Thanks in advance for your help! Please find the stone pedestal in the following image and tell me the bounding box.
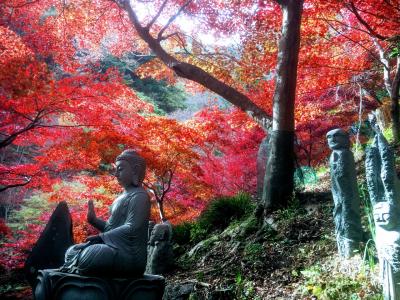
[34,269,165,300]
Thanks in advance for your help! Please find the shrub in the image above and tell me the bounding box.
[196,192,254,233]
[172,193,255,245]
[172,222,193,245]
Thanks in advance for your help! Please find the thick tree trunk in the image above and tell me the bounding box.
[390,58,400,143]
[391,96,400,144]
[262,130,295,209]
[262,0,303,212]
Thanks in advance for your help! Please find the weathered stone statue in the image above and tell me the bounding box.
[61,149,151,277]
[146,220,174,275]
[366,116,400,300]
[34,150,165,300]
[327,128,362,258]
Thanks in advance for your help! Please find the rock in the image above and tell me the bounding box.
[209,288,234,300]
[163,282,195,300]
[24,201,73,286]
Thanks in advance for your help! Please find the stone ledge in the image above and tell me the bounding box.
[34,269,165,300]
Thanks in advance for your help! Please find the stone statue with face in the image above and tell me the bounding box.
[366,118,400,300]
[61,149,151,277]
[146,221,174,275]
[326,128,362,258]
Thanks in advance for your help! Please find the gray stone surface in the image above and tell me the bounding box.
[34,269,165,300]
[24,201,73,286]
[373,202,400,300]
[366,119,400,300]
[146,221,174,275]
[163,282,195,300]
[61,150,151,277]
[327,128,362,258]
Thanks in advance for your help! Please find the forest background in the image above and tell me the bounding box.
[0,0,399,290]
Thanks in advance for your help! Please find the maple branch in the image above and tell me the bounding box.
[348,3,400,25]
[157,0,192,41]
[119,0,271,127]
[373,38,392,95]
[317,16,377,38]
[159,32,180,42]
[146,0,169,29]
[324,20,383,65]
[162,169,174,197]
[346,1,388,40]
[0,110,43,149]
[0,178,31,193]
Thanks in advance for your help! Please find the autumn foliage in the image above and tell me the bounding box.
[1,0,399,273]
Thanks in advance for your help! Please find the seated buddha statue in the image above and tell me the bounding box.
[60,149,150,277]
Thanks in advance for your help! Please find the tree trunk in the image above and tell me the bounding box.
[157,200,166,222]
[390,57,400,144]
[262,0,303,212]
[391,96,400,144]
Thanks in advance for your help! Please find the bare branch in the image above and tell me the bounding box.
[324,19,383,65]
[373,38,392,95]
[121,0,271,126]
[157,0,192,41]
[159,31,179,42]
[146,0,169,29]
[0,179,31,192]
[346,1,388,40]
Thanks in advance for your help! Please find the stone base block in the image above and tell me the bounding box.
[34,269,165,300]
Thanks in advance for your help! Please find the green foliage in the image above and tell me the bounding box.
[358,183,378,271]
[172,221,193,245]
[234,272,261,300]
[382,126,394,143]
[295,166,318,188]
[197,192,254,232]
[375,89,389,101]
[316,165,329,177]
[243,242,263,261]
[182,193,255,244]
[130,78,187,115]
[190,222,209,243]
[9,193,52,230]
[276,195,303,221]
[389,42,400,58]
[300,264,382,300]
[99,53,187,115]
[237,215,259,237]
[358,183,375,242]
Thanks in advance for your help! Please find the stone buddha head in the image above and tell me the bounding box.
[115,149,146,188]
[326,128,350,150]
[374,202,399,231]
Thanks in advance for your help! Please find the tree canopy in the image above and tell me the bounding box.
[1,0,400,272]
